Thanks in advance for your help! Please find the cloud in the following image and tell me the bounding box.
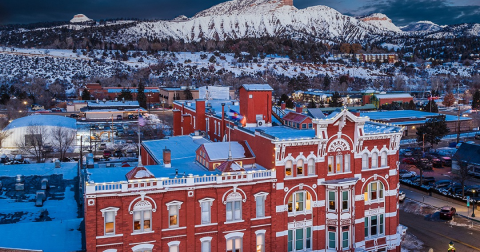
[355,0,480,26]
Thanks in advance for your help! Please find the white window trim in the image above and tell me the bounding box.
[341,190,349,212]
[225,200,243,222]
[225,232,245,240]
[288,191,312,216]
[100,207,119,236]
[254,192,269,218]
[327,191,337,212]
[364,214,385,239]
[200,237,213,252]
[342,230,350,249]
[103,249,117,252]
[371,152,379,168]
[285,160,293,178]
[167,241,180,252]
[256,230,266,252]
[380,151,388,167]
[307,158,315,175]
[166,200,183,228]
[199,198,215,224]
[362,153,369,170]
[131,243,154,252]
[364,181,385,203]
[327,229,337,250]
[289,227,312,252]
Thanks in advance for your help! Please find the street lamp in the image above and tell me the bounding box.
[472,190,476,217]
[448,241,455,252]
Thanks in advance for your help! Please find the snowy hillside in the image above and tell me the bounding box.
[400,21,443,32]
[358,13,401,33]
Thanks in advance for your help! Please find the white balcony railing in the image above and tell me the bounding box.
[86,170,276,194]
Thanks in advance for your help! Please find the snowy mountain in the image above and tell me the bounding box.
[111,0,397,44]
[358,13,402,33]
[400,21,443,32]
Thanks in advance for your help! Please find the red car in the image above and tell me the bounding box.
[439,206,456,220]
[402,158,416,165]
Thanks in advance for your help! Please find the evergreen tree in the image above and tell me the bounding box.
[118,88,133,100]
[184,88,193,100]
[423,100,438,112]
[472,90,480,109]
[328,92,343,108]
[371,95,379,109]
[81,89,91,100]
[323,74,331,90]
[137,82,147,109]
[416,115,450,149]
[408,100,416,110]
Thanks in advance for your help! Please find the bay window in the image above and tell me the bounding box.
[327,227,336,249]
[342,231,349,249]
[341,191,349,211]
[328,191,336,211]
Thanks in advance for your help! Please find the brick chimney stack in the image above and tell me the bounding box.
[163,148,171,168]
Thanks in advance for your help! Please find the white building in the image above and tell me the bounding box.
[2,115,77,148]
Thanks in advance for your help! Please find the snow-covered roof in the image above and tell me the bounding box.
[307,108,327,119]
[107,88,159,93]
[360,110,471,124]
[4,115,77,131]
[0,162,78,180]
[363,121,402,134]
[202,142,248,160]
[375,93,412,99]
[241,84,273,91]
[245,126,316,141]
[87,100,139,107]
[175,99,238,118]
[283,112,310,123]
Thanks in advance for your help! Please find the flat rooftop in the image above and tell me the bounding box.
[88,135,266,182]
[175,99,238,118]
[361,110,471,125]
[0,162,82,252]
[87,100,140,107]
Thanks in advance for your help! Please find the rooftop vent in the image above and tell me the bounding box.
[41,178,49,190]
[35,190,46,207]
[15,174,24,191]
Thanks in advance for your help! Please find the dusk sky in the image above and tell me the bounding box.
[1,0,480,26]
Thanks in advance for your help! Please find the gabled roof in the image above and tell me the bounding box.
[307,108,326,119]
[454,143,480,165]
[241,84,273,91]
[216,160,245,172]
[283,112,310,123]
[125,166,156,180]
[201,141,254,161]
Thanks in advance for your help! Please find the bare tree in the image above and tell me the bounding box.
[51,126,76,161]
[16,124,49,163]
[455,161,471,197]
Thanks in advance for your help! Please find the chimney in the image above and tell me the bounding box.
[281,102,286,110]
[296,104,303,113]
[163,148,171,168]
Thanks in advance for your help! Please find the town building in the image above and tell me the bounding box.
[360,110,472,137]
[81,83,161,104]
[84,84,406,251]
[362,94,413,108]
[81,100,146,120]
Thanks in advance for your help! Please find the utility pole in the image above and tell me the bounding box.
[457,82,460,143]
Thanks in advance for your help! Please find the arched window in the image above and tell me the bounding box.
[362,153,369,169]
[132,201,152,233]
[287,191,312,214]
[380,151,387,167]
[285,160,293,177]
[364,181,384,202]
[297,159,304,176]
[371,152,378,168]
[307,158,315,175]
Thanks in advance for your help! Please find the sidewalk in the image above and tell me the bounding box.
[401,185,480,222]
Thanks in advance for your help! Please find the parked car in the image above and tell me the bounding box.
[98,124,105,130]
[420,158,433,169]
[98,143,107,150]
[123,125,129,130]
[127,130,135,136]
[117,115,123,120]
[431,158,443,168]
[114,150,123,157]
[404,151,413,157]
[475,133,480,140]
[90,124,97,130]
[447,183,464,195]
[411,176,435,185]
[439,206,456,220]
[441,157,452,166]
[103,150,112,159]
[70,113,79,118]
[402,158,416,165]
[399,169,416,179]
[435,180,452,189]
[399,191,406,202]
[111,125,117,130]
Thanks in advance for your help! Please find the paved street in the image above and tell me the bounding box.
[401,185,480,251]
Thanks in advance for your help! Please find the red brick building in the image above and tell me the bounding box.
[84,84,405,252]
[362,93,413,107]
[81,83,161,104]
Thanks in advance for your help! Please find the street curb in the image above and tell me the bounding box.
[405,197,480,224]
